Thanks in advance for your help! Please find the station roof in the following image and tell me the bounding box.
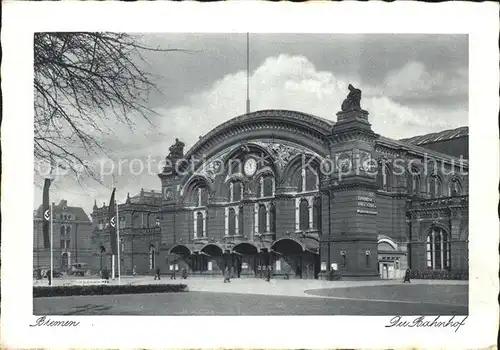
[399,126,468,145]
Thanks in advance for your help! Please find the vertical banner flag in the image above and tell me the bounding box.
[108,188,118,254]
[42,178,51,248]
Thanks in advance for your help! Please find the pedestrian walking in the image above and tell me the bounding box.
[266,266,272,282]
[170,269,176,280]
[223,267,231,283]
[181,268,187,280]
[154,267,161,280]
[132,265,136,277]
[46,269,52,286]
[102,267,109,280]
[403,268,411,283]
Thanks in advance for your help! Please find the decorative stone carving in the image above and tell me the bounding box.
[197,159,223,183]
[357,150,376,172]
[335,151,353,172]
[267,143,299,171]
[167,138,185,159]
[341,84,363,112]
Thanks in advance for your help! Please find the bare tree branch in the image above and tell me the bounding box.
[34,32,188,184]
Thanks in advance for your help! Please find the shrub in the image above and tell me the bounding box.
[409,269,468,280]
[33,283,188,298]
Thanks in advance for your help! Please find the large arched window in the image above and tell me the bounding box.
[196,212,204,237]
[299,198,310,231]
[305,168,318,192]
[377,163,391,191]
[407,168,421,195]
[238,206,244,235]
[428,174,443,198]
[149,245,156,270]
[426,227,450,270]
[258,204,267,233]
[233,181,242,202]
[313,196,321,230]
[263,176,274,197]
[449,178,462,196]
[197,187,209,207]
[60,225,65,236]
[228,208,236,235]
[269,203,276,233]
[61,253,68,269]
[257,175,275,198]
[297,167,318,193]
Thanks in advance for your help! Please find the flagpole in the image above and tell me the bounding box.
[246,32,250,114]
[50,201,53,285]
[111,175,115,280]
[116,198,121,284]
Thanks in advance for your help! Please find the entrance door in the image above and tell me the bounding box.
[61,253,68,269]
[314,254,320,279]
[380,263,388,279]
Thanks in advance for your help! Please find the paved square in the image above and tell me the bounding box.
[33,277,468,315]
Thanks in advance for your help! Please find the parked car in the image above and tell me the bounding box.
[68,263,90,277]
[34,267,63,278]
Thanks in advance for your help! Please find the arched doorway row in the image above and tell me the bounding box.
[270,237,320,279]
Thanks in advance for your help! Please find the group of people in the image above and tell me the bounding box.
[224,266,273,283]
[152,267,188,280]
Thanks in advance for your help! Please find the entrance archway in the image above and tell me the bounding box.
[233,242,259,277]
[271,237,319,279]
[61,252,68,269]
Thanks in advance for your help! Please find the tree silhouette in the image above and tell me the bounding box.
[34,32,188,182]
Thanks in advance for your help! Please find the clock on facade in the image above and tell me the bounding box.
[243,157,258,177]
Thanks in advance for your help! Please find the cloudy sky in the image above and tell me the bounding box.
[34,33,468,215]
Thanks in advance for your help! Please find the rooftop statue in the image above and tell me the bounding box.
[168,138,185,159]
[341,84,362,112]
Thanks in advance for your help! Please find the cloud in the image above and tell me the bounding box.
[381,61,468,99]
[35,54,468,214]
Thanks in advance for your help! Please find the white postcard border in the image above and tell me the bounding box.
[1,1,499,349]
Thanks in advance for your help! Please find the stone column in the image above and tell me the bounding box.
[308,196,313,229]
[193,211,197,238]
[224,207,229,236]
[235,207,239,234]
[254,203,259,234]
[295,197,300,231]
[266,203,270,232]
[274,186,296,239]
[440,231,444,269]
[431,229,436,270]
[202,211,207,237]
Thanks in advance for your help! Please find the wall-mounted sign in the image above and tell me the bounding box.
[321,262,327,271]
[275,260,281,271]
[357,209,378,215]
[331,263,338,270]
[174,264,179,271]
[357,193,377,215]
[242,262,248,269]
[208,261,213,271]
[169,265,174,271]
